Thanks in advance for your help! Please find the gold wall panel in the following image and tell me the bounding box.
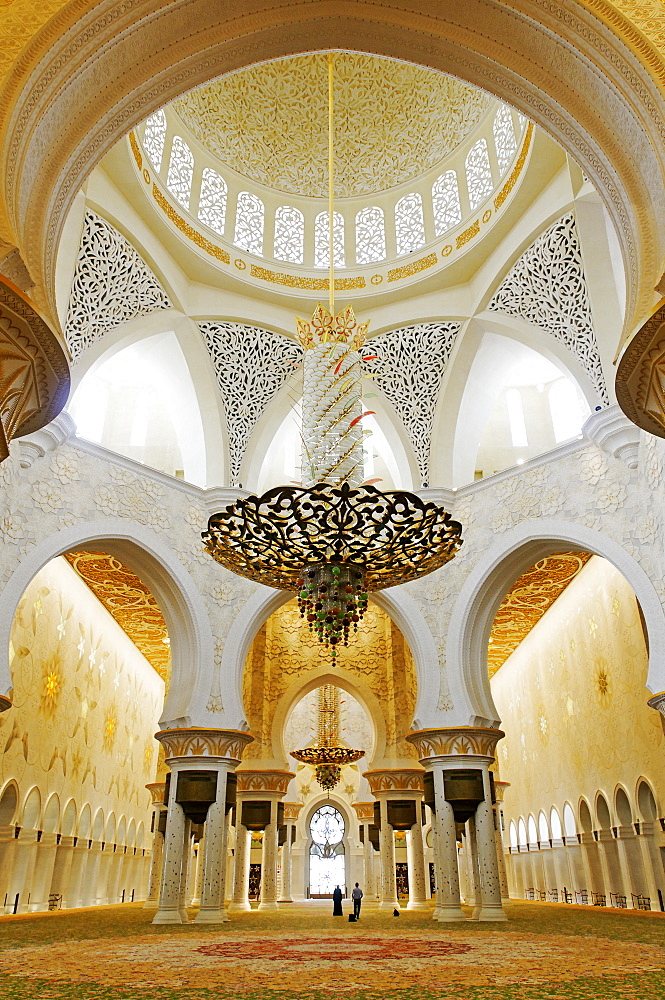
[488,552,592,677]
[64,551,170,681]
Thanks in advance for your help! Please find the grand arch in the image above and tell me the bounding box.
[1,0,664,342]
[445,517,665,728]
[219,584,442,733]
[0,517,215,727]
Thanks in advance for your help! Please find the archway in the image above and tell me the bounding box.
[446,518,665,727]
[3,2,663,345]
[0,518,215,727]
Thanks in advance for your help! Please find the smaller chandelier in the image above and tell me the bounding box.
[291,685,364,791]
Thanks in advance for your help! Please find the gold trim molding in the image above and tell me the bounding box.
[236,770,294,794]
[145,782,166,805]
[362,769,425,794]
[155,728,254,761]
[407,727,505,760]
[250,265,365,290]
[352,801,376,823]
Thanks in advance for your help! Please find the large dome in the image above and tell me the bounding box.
[172,53,492,198]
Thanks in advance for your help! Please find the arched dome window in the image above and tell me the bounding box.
[315,211,345,267]
[197,168,227,235]
[274,205,305,264]
[166,136,194,210]
[432,170,461,236]
[466,138,493,211]
[395,193,426,256]
[355,206,386,264]
[234,192,264,255]
[493,105,517,172]
[143,110,167,171]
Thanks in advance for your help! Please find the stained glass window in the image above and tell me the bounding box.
[197,168,227,235]
[493,106,518,173]
[355,206,386,264]
[234,192,264,255]
[315,211,345,268]
[142,110,166,171]
[395,193,426,256]
[465,139,493,211]
[166,136,194,211]
[274,205,305,264]
[432,171,462,237]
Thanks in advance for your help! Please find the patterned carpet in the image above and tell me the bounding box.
[1,901,665,999]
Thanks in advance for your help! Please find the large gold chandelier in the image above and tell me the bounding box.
[203,55,463,658]
[290,685,364,791]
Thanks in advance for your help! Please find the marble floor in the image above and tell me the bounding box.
[1,899,665,999]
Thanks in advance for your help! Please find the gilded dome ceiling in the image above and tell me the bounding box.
[171,53,492,199]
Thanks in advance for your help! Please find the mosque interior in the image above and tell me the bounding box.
[2,4,665,998]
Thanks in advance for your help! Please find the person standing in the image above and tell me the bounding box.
[332,885,343,916]
[351,882,363,920]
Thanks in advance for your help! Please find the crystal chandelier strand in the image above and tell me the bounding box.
[301,341,364,486]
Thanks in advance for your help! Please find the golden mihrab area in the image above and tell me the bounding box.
[242,598,418,761]
[488,552,593,677]
[64,551,170,681]
[171,53,492,198]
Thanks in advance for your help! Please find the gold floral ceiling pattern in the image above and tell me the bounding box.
[488,552,593,677]
[64,551,170,681]
[171,53,491,198]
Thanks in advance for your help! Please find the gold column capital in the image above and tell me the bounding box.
[154,727,253,763]
[407,726,504,763]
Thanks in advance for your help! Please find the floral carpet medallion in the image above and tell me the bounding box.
[3,928,665,999]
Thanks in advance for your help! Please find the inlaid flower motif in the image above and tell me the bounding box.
[594,481,627,514]
[39,655,63,716]
[577,448,608,486]
[32,480,64,513]
[50,451,80,484]
[0,511,24,542]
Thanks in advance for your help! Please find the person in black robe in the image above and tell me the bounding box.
[332,885,343,916]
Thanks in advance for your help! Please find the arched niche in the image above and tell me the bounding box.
[272,668,385,771]
[433,317,600,487]
[0,518,216,729]
[5,2,664,341]
[221,582,443,733]
[445,518,665,727]
[66,310,228,488]
[0,782,19,826]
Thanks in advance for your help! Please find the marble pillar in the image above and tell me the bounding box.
[432,768,466,921]
[259,799,280,910]
[377,798,398,909]
[196,763,234,923]
[406,811,428,909]
[229,820,251,911]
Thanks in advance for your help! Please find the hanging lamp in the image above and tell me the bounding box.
[290,684,364,792]
[203,54,463,661]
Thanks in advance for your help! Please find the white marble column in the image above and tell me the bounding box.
[475,769,507,921]
[431,767,466,921]
[178,818,192,921]
[191,835,204,906]
[259,799,280,910]
[80,839,104,907]
[279,824,293,903]
[30,833,59,910]
[406,808,428,909]
[49,836,76,908]
[363,834,376,897]
[466,817,483,919]
[196,764,233,923]
[377,798,399,909]
[64,840,90,908]
[144,809,165,909]
[5,829,39,912]
[153,767,188,924]
[229,818,251,911]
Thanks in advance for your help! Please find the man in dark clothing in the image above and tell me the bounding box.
[351,882,363,920]
[332,885,343,915]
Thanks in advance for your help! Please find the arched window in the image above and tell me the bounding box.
[142,110,166,171]
[274,205,305,264]
[517,817,527,847]
[563,803,577,838]
[166,136,194,210]
[538,812,550,843]
[506,388,528,447]
[465,138,493,211]
[549,378,589,443]
[234,192,264,255]
[395,193,426,256]
[315,211,345,268]
[197,168,227,235]
[355,206,386,264]
[309,804,345,895]
[527,816,538,845]
[432,171,462,237]
[550,808,563,839]
[493,105,518,173]
[509,821,518,850]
